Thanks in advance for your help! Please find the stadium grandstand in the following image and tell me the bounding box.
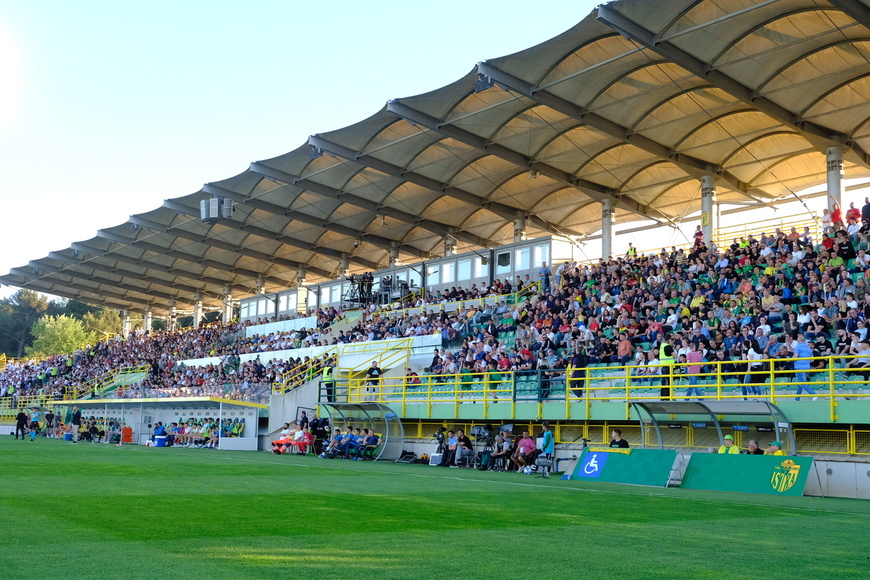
[6,0,870,469]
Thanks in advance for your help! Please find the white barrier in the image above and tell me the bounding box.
[244,316,318,338]
[178,334,442,370]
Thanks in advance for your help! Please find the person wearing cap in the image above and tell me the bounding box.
[765,441,785,456]
[718,434,740,454]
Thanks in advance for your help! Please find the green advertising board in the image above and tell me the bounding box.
[681,453,814,497]
[570,448,678,487]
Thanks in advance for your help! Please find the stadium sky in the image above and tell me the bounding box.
[0,0,596,300]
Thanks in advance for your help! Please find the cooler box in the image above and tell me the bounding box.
[154,436,167,447]
[429,453,443,466]
[63,433,72,441]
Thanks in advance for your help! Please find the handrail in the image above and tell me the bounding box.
[339,338,414,375]
[72,364,150,400]
[338,354,870,422]
[272,352,338,395]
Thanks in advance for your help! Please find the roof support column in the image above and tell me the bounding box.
[339,254,350,279]
[167,299,177,331]
[296,269,309,315]
[222,285,233,324]
[601,198,614,260]
[514,216,527,243]
[121,310,131,339]
[827,146,845,212]
[701,175,718,248]
[143,305,153,334]
[389,242,399,267]
[193,290,203,328]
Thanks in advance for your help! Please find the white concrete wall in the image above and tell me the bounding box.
[245,316,318,338]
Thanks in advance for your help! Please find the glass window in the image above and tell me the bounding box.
[241,302,252,318]
[534,244,549,266]
[258,299,269,316]
[496,252,511,275]
[331,285,342,302]
[286,293,297,312]
[475,257,488,278]
[515,247,529,270]
[320,287,330,303]
[428,265,440,286]
[409,269,422,289]
[442,262,455,284]
[458,259,471,280]
[278,294,289,311]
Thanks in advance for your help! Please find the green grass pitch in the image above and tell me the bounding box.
[1,437,868,579]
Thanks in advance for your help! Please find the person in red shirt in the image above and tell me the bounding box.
[846,202,861,223]
[831,203,843,228]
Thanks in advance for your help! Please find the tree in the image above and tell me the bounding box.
[0,289,51,357]
[82,309,123,338]
[26,315,97,357]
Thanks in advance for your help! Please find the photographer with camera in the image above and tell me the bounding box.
[489,430,513,471]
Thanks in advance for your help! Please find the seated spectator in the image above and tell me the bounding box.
[510,431,537,472]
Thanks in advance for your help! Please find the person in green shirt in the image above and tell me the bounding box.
[718,434,740,454]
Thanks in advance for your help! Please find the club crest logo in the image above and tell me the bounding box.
[771,459,801,493]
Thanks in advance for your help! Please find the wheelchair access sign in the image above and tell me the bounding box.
[570,448,678,487]
[577,450,609,478]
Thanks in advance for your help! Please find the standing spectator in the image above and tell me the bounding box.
[821,208,832,233]
[685,343,704,400]
[693,225,704,247]
[862,197,870,222]
[538,262,552,293]
[792,334,818,401]
[70,406,82,444]
[15,409,28,440]
[537,421,554,478]
[44,410,55,438]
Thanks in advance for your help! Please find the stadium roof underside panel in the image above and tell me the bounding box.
[5,0,870,314]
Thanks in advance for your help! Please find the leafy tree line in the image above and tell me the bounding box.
[0,289,125,358]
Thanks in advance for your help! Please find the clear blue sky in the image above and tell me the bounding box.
[0,0,598,298]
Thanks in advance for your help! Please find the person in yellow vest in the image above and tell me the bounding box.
[321,360,335,403]
[764,441,785,456]
[625,243,637,259]
[718,434,740,454]
[659,341,675,400]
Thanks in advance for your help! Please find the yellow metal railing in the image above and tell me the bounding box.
[340,355,870,423]
[70,364,150,400]
[272,352,338,395]
[394,418,865,456]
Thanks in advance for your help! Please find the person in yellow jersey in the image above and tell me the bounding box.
[764,441,786,456]
[718,434,740,454]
